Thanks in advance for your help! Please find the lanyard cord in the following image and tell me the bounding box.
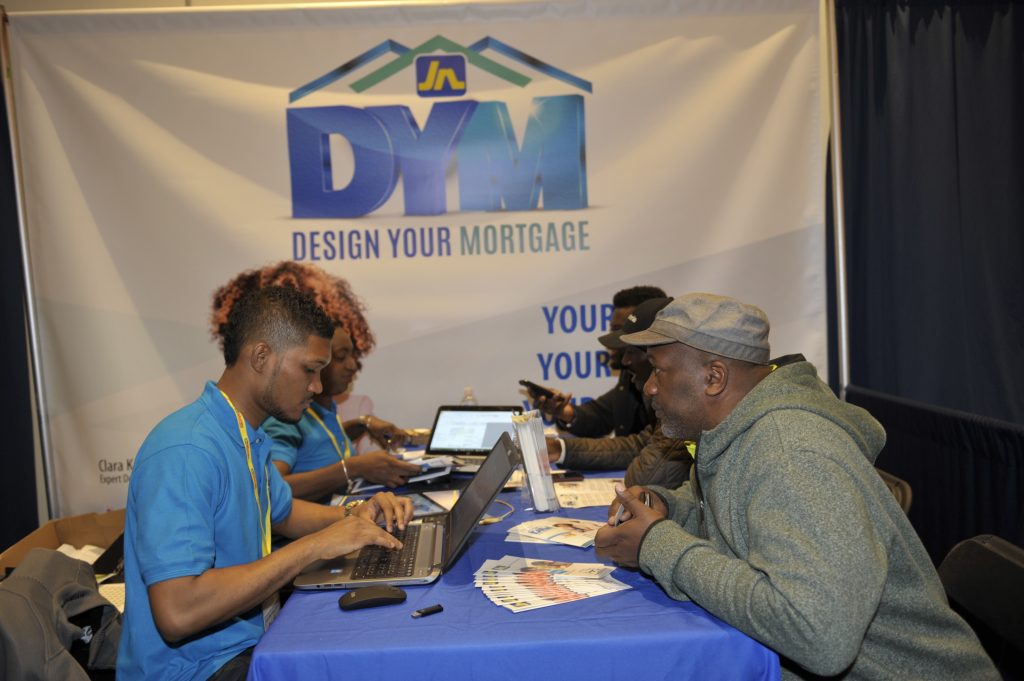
[219,390,272,558]
[305,407,352,461]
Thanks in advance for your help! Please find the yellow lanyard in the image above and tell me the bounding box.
[219,390,272,558]
[305,407,352,461]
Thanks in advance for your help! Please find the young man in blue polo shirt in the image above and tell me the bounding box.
[117,286,413,681]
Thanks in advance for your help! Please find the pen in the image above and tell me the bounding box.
[411,604,443,618]
[612,490,653,526]
[611,503,626,527]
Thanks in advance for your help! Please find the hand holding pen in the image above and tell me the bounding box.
[595,484,667,568]
[608,483,665,526]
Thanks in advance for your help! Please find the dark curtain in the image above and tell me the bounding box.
[848,385,1024,564]
[836,9,1023,669]
[0,75,39,553]
[836,0,1024,581]
[836,0,1024,424]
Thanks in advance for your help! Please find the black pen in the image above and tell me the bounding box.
[411,604,443,618]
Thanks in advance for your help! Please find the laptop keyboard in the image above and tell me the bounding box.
[352,524,422,579]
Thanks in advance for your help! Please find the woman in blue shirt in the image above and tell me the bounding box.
[263,326,421,500]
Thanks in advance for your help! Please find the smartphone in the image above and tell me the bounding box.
[519,379,555,400]
[403,492,447,518]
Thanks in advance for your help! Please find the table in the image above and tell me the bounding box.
[250,482,781,681]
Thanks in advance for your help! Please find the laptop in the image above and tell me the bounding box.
[422,404,523,462]
[293,431,522,590]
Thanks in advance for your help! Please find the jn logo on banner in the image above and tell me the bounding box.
[416,55,466,97]
[287,36,593,218]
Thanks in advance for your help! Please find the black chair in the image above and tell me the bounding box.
[939,535,1024,678]
[876,468,912,514]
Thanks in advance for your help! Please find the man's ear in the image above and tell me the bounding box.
[249,341,273,374]
[705,359,728,397]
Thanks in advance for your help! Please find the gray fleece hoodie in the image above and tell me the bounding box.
[639,360,997,680]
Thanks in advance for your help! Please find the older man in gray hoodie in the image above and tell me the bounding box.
[595,292,997,681]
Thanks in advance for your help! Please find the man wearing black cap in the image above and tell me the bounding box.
[531,285,665,437]
[595,292,997,681]
[546,297,693,489]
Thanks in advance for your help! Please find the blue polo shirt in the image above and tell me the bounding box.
[264,400,351,474]
[117,381,293,681]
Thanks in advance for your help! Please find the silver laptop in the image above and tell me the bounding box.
[293,432,522,590]
[422,404,523,462]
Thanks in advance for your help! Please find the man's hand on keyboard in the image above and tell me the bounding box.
[313,515,403,561]
[352,491,414,532]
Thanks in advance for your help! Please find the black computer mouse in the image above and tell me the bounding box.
[338,585,408,611]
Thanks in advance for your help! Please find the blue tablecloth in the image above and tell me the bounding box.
[250,484,780,681]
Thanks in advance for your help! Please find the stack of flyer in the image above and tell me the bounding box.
[474,556,630,613]
[505,517,606,548]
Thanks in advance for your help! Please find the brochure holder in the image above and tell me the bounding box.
[511,410,560,513]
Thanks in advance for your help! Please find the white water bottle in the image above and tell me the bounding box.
[460,386,478,406]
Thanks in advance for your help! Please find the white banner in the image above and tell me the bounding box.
[8,0,824,516]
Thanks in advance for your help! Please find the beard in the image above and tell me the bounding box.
[652,394,702,441]
[264,399,302,424]
[659,413,689,439]
[258,362,304,424]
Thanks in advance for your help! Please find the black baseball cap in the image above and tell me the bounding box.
[597,297,672,349]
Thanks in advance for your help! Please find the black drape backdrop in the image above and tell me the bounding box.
[836,0,1024,563]
[837,0,1024,423]
[0,74,38,553]
[848,385,1024,563]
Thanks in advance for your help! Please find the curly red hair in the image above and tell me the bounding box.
[211,262,375,358]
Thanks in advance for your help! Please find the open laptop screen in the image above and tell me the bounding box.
[426,405,522,456]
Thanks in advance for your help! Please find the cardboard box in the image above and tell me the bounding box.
[0,508,125,573]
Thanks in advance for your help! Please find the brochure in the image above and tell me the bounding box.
[505,517,605,548]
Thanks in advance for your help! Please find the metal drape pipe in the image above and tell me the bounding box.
[1,10,58,518]
[826,0,851,400]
